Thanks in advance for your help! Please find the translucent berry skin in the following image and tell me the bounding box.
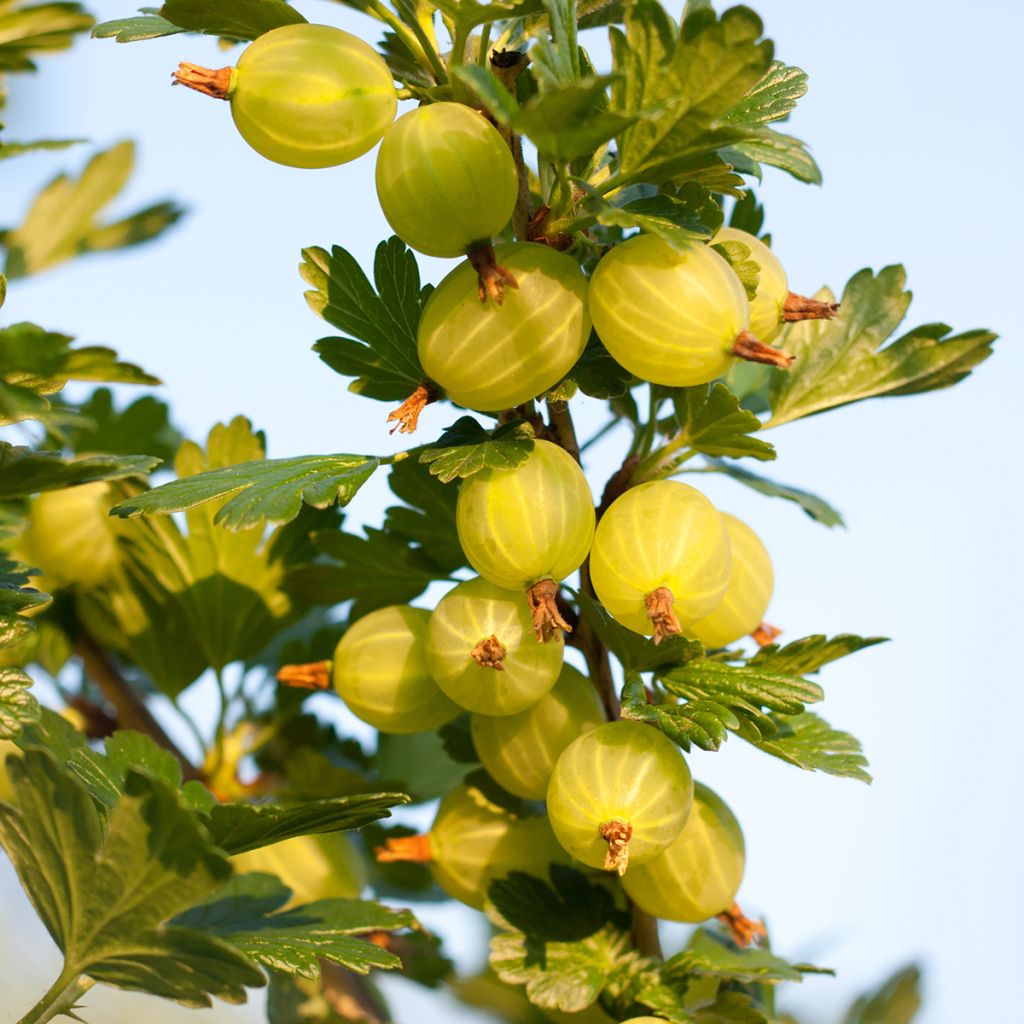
[418,243,590,412]
[0,740,15,804]
[714,226,788,344]
[333,605,460,733]
[230,24,396,169]
[22,482,120,589]
[426,577,563,715]
[689,513,773,648]
[470,664,604,799]
[376,102,517,257]
[546,720,694,870]
[456,440,596,591]
[428,785,569,908]
[588,234,749,387]
[590,481,732,636]
[232,832,366,907]
[621,783,745,922]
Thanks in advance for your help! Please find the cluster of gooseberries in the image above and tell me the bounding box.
[165,21,843,940]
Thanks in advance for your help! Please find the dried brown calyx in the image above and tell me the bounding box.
[716,901,767,948]
[387,381,438,435]
[527,578,573,643]
[751,621,782,647]
[276,660,331,690]
[783,291,840,322]
[733,330,795,369]
[599,818,633,875]
[172,63,233,100]
[469,243,518,304]
[471,634,507,670]
[374,833,433,864]
[645,586,682,645]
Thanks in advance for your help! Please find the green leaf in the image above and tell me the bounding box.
[749,634,887,675]
[0,665,39,738]
[711,239,759,299]
[205,792,408,855]
[725,61,809,126]
[529,0,580,87]
[373,729,469,804]
[583,182,721,251]
[560,333,635,399]
[111,451,379,530]
[0,752,264,1006]
[303,238,429,402]
[59,387,182,463]
[177,873,412,978]
[0,136,84,159]
[609,2,774,186]
[0,1,93,74]
[766,267,997,428]
[731,128,822,185]
[693,459,844,527]
[663,658,825,715]
[666,929,831,985]
[1,553,49,615]
[843,964,922,1024]
[419,417,535,483]
[2,142,183,278]
[729,189,765,236]
[751,711,871,783]
[92,9,184,42]
[159,0,306,39]
[0,443,158,497]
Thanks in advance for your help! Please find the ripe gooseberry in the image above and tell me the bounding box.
[332,605,460,733]
[470,664,604,799]
[689,513,773,649]
[231,832,367,906]
[621,783,745,922]
[546,720,693,874]
[375,784,568,908]
[456,439,595,639]
[590,481,732,642]
[425,576,563,715]
[588,234,793,386]
[376,102,518,258]
[417,243,590,412]
[174,24,396,168]
[0,740,15,804]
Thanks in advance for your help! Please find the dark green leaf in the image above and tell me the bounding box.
[749,634,887,675]
[560,333,635,400]
[711,239,759,299]
[732,128,821,185]
[59,387,182,462]
[0,443,158,498]
[373,728,468,804]
[663,659,824,715]
[419,417,535,482]
[672,151,748,198]
[160,0,306,39]
[843,964,922,1024]
[725,61,809,126]
[92,10,184,42]
[766,267,997,427]
[0,554,49,615]
[303,238,429,402]
[729,189,765,235]
[752,711,871,783]
[584,182,721,251]
[666,928,831,985]
[0,665,39,738]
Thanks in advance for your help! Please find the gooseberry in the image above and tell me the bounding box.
[546,720,693,874]
[376,102,518,258]
[332,605,460,734]
[621,783,745,922]
[589,481,732,642]
[425,576,563,715]
[470,664,604,799]
[417,243,590,412]
[689,513,773,649]
[713,226,788,344]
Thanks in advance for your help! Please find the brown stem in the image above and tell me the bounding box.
[645,586,681,645]
[599,453,641,517]
[471,634,506,669]
[783,291,840,322]
[751,622,782,647]
[387,381,438,435]
[375,833,433,863]
[526,578,572,643]
[576,557,619,721]
[468,243,518,304]
[172,62,232,100]
[277,660,332,690]
[488,49,533,243]
[631,905,663,959]
[75,633,202,780]
[66,695,117,739]
[546,399,580,462]
[599,817,632,875]
[320,961,390,1024]
[529,205,573,250]
[717,901,767,948]
[732,330,794,369]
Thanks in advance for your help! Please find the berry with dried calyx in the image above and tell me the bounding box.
[374,784,568,908]
[621,783,745,923]
[376,102,518,259]
[689,513,774,649]
[470,664,604,799]
[546,720,694,875]
[456,439,595,640]
[590,481,732,642]
[418,243,590,411]
[173,24,396,168]
[425,576,563,715]
[332,605,460,734]
[587,233,794,386]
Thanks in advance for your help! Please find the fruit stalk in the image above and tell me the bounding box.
[387,381,438,435]
[732,330,795,368]
[468,243,518,304]
[172,62,233,100]
[783,291,840,322]
[489,48,533,241]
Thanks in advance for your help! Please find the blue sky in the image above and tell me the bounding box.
[2,2,1021,1022]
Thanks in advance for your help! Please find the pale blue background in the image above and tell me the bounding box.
[2,1,1021,1021]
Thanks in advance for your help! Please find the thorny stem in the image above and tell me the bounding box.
[17,971,93,1024]
[489,48,533,241]
[172,63,232,100]
[387,381,438,435]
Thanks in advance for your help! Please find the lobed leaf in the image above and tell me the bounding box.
[419,417,535,483]
[0,665,39,739]
[0,443,158,497]
[843,964,922,1024]
[159,0,305,39]
[0,0,93,77]
[92,9,184,42]
[749,634,887,675]
[752,711,872,783]
[725,60,809,126]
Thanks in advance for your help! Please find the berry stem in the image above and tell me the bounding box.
[783,291,840,322]
[732,330,795,369]
[172,63,233,100]
[387,381,438,435]
[468,243,518,304]
[374,833,433,863]
[489,48,533,241]
[471,634,507,669]
[276,660,332,690]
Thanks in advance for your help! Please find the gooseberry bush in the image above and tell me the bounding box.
[0,0,997,1022]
